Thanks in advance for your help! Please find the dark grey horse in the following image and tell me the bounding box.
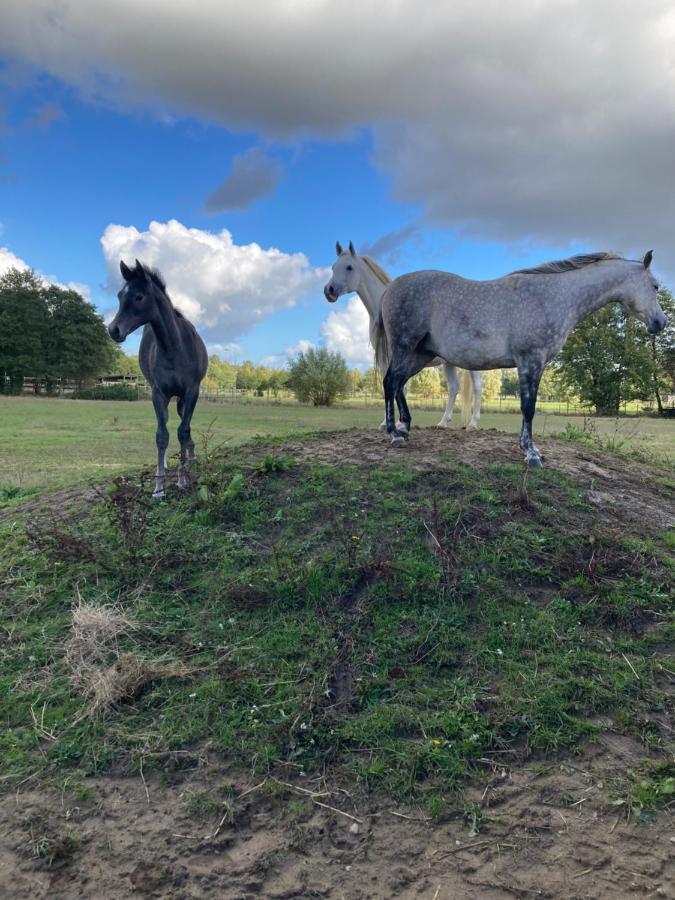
[108,260,208,498]
[375,251,666,467]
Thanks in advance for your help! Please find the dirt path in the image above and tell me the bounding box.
[1,740,672,900]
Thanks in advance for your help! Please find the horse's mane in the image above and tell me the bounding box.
[361,255,392,285]
[145,266,184,317]
[509,252,623,276]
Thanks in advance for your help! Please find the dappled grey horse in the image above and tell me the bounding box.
[375,251,666,466]
[324,241,483,429]
[108,260,208,498]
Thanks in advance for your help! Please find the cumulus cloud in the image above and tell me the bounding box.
[3,2,675,260]
[0,246,29,275]
[101,219,328,342]
[261,338,315,369]
[321,296,373,368]
[205,147,283,212]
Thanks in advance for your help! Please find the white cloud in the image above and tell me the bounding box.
[261,338,315,369]
[0,245,93,302]
[2,2,675,259]
[101,219,328,342]
[207,341,244,362]
[0,246,29,275]
[321,296,373,368]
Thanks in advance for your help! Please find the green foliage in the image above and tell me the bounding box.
[556,299,665,415]
[0,268,48,393]
[72,384,139,401]
[0,267,115,392]
[286,347,351,406]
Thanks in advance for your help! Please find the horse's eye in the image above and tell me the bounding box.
[346,265,353,271]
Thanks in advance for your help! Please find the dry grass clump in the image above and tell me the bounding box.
[65,599,192,718]
[84,653,193,718]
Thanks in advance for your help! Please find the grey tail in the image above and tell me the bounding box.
[373,310,389,377]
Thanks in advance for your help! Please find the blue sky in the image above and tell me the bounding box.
[1,3,672,366]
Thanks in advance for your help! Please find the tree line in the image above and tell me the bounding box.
[2,265,674,413]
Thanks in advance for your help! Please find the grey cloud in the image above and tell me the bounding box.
[205,147,283,212]
[3,2,675,271]
[22,101,66,129]
[360,225,420,265]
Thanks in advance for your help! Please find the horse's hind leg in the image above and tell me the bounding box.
[437,364,458,427]
[177,386,200,490]
[516,358,544,468]
[152,390,170,499]
[383,349,430,446]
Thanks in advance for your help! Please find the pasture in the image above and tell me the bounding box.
[0,404,673,897]
[1,396,673,498]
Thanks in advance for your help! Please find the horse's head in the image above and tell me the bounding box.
[108,259,156,342]
[323,241,362,303]
[618,251,667,334]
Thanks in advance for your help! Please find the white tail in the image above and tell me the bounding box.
[460,370,473,425]
[373,312,389,378]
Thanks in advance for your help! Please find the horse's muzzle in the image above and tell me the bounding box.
[108,323,125,343]
[323,285,338,303]
[648,313,667,334]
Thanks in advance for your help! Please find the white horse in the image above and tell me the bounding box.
[324,241,483,430]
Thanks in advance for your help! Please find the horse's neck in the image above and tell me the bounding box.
[356,262,387,321]
[562,262,631,328]
[149,291,182,355]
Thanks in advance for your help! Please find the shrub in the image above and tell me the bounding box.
[72,384,139,401]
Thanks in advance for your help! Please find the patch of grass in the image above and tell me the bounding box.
[1,396,673,494]
[0,432,673,811]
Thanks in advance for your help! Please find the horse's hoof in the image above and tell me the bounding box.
[465,425,478,432]
[436,421,449,429]
[396,422,410,434]
[390,435,407,447]
[152,491,166,500]
[378,422,388,432]
[526,455,543,469]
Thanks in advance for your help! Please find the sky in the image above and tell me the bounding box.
[1,1,674,367]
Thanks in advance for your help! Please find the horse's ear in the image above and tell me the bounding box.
[349,241,356,257]
[134,259,148,282]
[120,260,133,281]
[336,241,343,256]
[643,249,653,269]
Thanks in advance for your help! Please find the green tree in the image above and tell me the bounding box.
[43,285,115,389]
[556,303,655,415]
[648,289,675,414]
[409,366,441,397]
[0,268,48,393]
[362,366,382,394]
[286,347,351,406]
[109,347,143,378]
[236,360,259,391]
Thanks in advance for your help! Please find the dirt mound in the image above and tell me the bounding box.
[280,428,674,530]
[1,741,672,900]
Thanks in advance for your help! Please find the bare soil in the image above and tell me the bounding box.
[1,739,673,900]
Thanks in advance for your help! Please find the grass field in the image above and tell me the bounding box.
[1,395,673,496]
[0,411,673,893]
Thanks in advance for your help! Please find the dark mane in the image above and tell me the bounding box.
[509,252,623,276]
[146,266,183,316]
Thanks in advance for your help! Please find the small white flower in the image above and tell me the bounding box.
[189,693,197,699]
[496,649,503,656]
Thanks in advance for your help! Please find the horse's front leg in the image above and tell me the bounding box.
[437,363,458,428]
[176,386,200,490]
[152,390,170,499]
[517,360,544,468]
[467,371,483,430]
